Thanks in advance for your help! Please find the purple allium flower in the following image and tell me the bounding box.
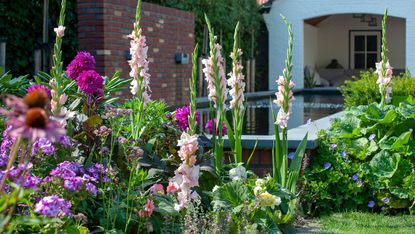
[27,84,51,97]
[340,151,347,158]
[174,105,200,131]
[368,200,375,208]
[383,197,390,204]
[368,134,376,141]
[288,152,295,159]
[323,162,332,169]
[329,144,337,150]
[205,118,227,136]
[352,173,359,181]
[34,195,72,217]
[59,135,71,146]
[32,138,55,156]
[66,51,96,80]
[77,70,104,94]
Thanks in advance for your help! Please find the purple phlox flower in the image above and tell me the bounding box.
[63,177,84,191]
[205,118,227,136]
[0,125,15,167]
[87,163,110,183]
[329,144,337,150]
[49,161,85,179]
[77,70,104,95]
[34,195,72,217]
[352,173,359,181]
[59,135,71,146]
[383,197,390,204]
[174,105,200,131]
[368,200,375,208]
[288,152,295,159]
[368,134,376,141]
[32,138,55,156]
[340,151,347,158]
[22,175,42,189]
[66,51,96,80]
[86,182,97,196]
[323,162,332,169]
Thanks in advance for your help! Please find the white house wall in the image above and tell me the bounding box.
[264,0,414,90]
[303,24,318,69]
[316,14,405,69]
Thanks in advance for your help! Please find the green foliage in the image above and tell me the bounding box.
[301,99,415,216]
[339,70,415,107]
[145,0,263,62]
[1,0,78,75]
[0,67,31,97]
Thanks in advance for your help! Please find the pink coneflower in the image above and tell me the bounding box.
[23,89,49,109]
[76,70,104,95]
[27,84,51,97]
[8,108,65,142]
[66,52,96,80]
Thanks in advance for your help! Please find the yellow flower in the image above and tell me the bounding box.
[258,191,281,209]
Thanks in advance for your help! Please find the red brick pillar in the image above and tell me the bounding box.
[77,0,195,106]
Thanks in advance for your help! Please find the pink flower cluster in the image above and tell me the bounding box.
[228,48,245,111]
[274,75,295,129]
[128,26,151,105]
[205,118,227,136]
[174,105,200,131]
[138,199,155,218]
[202,43,228,107]
[375,61,393,103]
[169,132,200,210]
[66,52,103,96]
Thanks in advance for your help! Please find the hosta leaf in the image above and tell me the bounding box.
[369,150,400,178]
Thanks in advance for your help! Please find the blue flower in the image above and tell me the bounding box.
[383,197,390,204]
[288,152,295,159]
[329,144,337,150]
[323,162,331,169]
[368,200,375,208]
[340,151,347,158]
[352,173,359,181]
[368,134,376,141]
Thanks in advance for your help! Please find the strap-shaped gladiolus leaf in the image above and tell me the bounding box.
[224,117,236,158]
[392,129,413,150]
[370,150,400,178]
[245,138,258,170]
[287,133,308,193]
[270,99,282,182]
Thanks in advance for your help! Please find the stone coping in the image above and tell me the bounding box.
[205,111,344,150]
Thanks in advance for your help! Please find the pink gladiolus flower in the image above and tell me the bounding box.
[177,132,198,162]
[228,48,245,111]
[54,26,65,38]
[143,199,155,216]
[128,26,151,104]
[202,43,228,107]
[375,60,393,103]
[149,183,164,194]
[167,181,178,193]
[274,74,295,129]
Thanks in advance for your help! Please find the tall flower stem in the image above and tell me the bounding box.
[229,22,245,163]
[188,44,199,135]
[205,15,226,175]
[50,0,66,116]
[379,9,389,105]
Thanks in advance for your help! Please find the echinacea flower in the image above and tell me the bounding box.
[205,118,227,136]
[27,84,51,97]
[23,89,49,109]
[76,70,104,94]
[66,51,96,80]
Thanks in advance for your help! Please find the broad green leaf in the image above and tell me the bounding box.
[410,200,415,215]
[391,129,412,150]
[369,150,400,178]
[389,187,409,199]
[352,137,369,150]
[398,103,415,119]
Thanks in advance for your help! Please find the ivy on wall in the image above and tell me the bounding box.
[0,0,78,76]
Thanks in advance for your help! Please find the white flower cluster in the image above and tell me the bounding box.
[375,61,393,103]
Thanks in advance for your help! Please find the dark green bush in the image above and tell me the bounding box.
[339,70,415,108]
[301,99,415,217]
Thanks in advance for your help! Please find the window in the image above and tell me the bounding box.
[350,31,381,69]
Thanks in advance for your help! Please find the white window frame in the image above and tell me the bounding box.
[350,31,381,69]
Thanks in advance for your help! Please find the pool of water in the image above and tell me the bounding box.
[198,93,343,135]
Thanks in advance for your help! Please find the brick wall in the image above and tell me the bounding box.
[77,0,195,106]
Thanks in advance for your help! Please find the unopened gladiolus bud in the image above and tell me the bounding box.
[59,94,68,105]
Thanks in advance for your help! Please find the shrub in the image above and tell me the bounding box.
[301,99,415,217]
[339,70,415,107]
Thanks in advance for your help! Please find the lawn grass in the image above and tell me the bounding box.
[317,212,415,234]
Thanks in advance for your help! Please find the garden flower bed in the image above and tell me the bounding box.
[0,1,413,233]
